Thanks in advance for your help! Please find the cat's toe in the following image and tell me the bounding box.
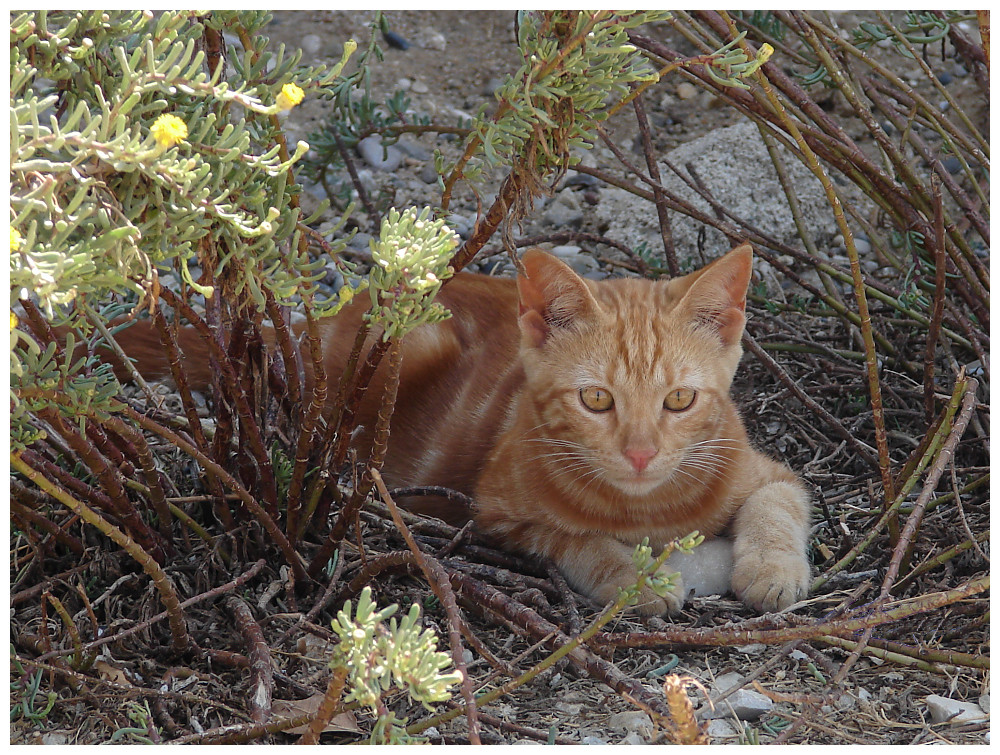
[633,573,685,617]
[732,553,809,612]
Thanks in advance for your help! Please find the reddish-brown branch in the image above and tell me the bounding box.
[225,596,274,725]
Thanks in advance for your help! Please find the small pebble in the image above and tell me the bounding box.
[936,71,953,85]
[300,34,322,56]
[607,710,653,737]
[620,732,647,745]
[550,244,582,258]
[356,135,403,172]
[482,76,506,96]
[925,694,988,725]
[382,30,410,50]
[676,82,698,100]
[419,163,439,184]
[706,719,740,740]
[942,156,962,174]
[414,27,447,51]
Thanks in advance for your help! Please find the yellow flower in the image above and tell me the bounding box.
[757,43,774,65]
[337,284,355,304]
[276,82,305,111]
[150,113,188,148]
[10,227,22,252]
[10,311,17,330]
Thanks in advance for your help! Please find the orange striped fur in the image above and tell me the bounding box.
[101,242,811,616]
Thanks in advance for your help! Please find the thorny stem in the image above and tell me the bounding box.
[298,666,350,745]
[285,308,328,545]
[11,452,191,653]
[811,377,970,592]
[881,375,979,594]
[225,596,274,725]
[593,574,988,650]
[631,94,680,276]
[157,287,280,515]
[308,337,402,578]
[720,11,897,518]
[373,470,482,745]
[120,403,309,585]
[409,540,686,735]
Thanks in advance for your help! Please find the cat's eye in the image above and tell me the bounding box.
[580,386,614,412]
[664,388,696,412]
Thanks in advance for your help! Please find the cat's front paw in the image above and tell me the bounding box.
[731,549,809,612]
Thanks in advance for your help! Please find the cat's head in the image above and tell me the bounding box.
[515,244,753,498]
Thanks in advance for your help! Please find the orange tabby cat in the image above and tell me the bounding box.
[92,242,811,616]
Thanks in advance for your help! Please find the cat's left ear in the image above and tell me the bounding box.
[679,242,753,347]
[517,248,598,348]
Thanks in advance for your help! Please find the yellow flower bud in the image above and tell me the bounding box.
[10,311,18,330]
[757,43,774,65]
[150,113,188,148]
[10,227,22,252]
[276,82,305,111]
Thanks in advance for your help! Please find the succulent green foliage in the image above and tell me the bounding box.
[330,586,463,725]
[9,334,120,451]
[701,33,775,90]
[367,207,459,340]
[10,652,58,723]
[9,10,354,320]
[479,11,671,174]
[9,10,365,443]
[622,532,704,604]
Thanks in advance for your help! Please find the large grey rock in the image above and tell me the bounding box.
[595,120,863,261]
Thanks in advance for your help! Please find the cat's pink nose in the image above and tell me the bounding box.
[624,447,657,473]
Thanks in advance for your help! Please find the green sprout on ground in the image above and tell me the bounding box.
[329,586,463,744]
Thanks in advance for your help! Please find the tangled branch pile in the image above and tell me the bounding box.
[10,10,988,745]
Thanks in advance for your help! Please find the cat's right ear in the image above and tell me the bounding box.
[517,249,597,348]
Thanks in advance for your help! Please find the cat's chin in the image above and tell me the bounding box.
[609,475,669,497]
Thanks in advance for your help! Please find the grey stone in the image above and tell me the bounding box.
[712,672,744,693]
[446,213,473,238]
[483,76,506,96]
[723,689,774,721]
[544,191,584,228]
[549,244,582,258]
[413,27,447,51]
[357,135,403,172]
[419,163,440,184]
[706,718,740,740]
[619,732,647,745]
[942,156,963,174]
[300,34,322,56]
[925,694,988,725]
[607,710,653,738]
[395,138,431,161]
[595,120,872,260]
[581,735,608,745]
